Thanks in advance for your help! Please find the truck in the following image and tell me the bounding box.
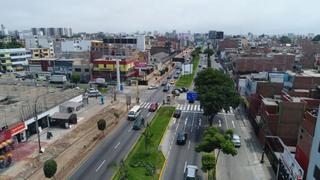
[187,91,198,103]
[50,75,67,84]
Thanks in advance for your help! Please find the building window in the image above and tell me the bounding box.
[84,69,89,72]
[75,68,81,72]
[314,165,320,180]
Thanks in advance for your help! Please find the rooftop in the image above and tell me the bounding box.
[286,69,320,77]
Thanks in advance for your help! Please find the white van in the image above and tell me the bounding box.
[128,105,141,120]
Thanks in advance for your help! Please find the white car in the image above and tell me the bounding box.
[232,134,241,148]
[87,88,101,97]
[185,165,198,180]
[148,85,158,90]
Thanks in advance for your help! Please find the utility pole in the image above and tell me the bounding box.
[136,81,140,104]
[34,94,45,153]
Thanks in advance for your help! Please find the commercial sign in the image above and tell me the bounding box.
[9,123,26,136]
[280,147,304,180]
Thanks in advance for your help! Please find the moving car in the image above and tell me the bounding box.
[176,131,188,145]
[132,116,145,130]
[232,134,241,147]
[163,85,170,92]
[173,109,182,118]
[149,102,159,112]
[128,105,141,120]
[148,85,158,90]
[184,165,198,180]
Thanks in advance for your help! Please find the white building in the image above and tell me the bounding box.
[24,35,54,50]
[306,106,320,180]
[61,39,91,52]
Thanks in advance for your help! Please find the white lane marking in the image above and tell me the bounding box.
[114,142,120,149]
[183,105,187,111]
[187,105,190,111]
[128,128,131,132]
[199,118,202,127]
[184,161,188,172]
[230,107,234,113]
[95,160,105,172]
[145,103,150,108]
[184,117,188,131]
[191,114,195,132]
[222,109,225,113]
[224,114,229,129]
[177,104,180,110]
[176,118,181,131]
[200,107,203,112]
[188,141,191,149]
[140,102,146,108]
[232,120,235,128]
[193,105,197,111]
[197,105,200,111]
[147,112,151,117]
[219,119,222,127]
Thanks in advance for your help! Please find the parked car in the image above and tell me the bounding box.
[232,134,241,147]
[148,85,158,90]
[170,80,175,85]
[173,109,182,118]
[161,80,168,86]
[181,87,189,92]
[132,116,145,130]
[176,71,181,74]
[176,131,188,145]
[167,75,172,79]
[174,74,179,79]
[149,102,159,112]
[87,88,101,97]
[163,85,170,92]
[184,165,198,180]
[171,89,180,96]
[174,88,183,93]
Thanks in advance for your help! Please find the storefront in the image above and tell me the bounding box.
[8,123,27,143]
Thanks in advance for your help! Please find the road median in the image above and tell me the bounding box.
[113,106,175,180]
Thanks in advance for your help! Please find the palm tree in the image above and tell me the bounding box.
[203,48,214,68]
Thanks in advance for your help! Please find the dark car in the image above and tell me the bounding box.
[173,74,179,79]
[163,85,170,92]
[172,89,180,96]
[132,117,145,130]
[174,88,183,93]
[176,131,188,145]
[167,75,172,79]
[173,109,182,118]
[161,80,168,86]
[149,102,159,112]
[181,87,189,92]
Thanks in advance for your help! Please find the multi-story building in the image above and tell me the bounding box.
[24,35,54,50]
[61,39,91,52]
[0,48,31,72]
[92,58,136,81]
[30,48,54,59]
[102,35,145,52]
[306,106,320,180]
[295,104,320,179]
[232,53,295,74]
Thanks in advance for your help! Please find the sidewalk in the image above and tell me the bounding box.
[0,95,118,178]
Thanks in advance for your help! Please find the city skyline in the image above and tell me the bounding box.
[1,0,319,34]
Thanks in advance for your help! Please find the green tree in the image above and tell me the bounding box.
[97,119,106,132]
[312,34,320,42]
[201,153,216,173]
[203,48,214,68]
[142,122,153,155]
[279,36,292,44]
[43,159,57,178]
[108,160,128,180]
[194,69,240,126]
[196,127,237,177]
[71,73,80,85]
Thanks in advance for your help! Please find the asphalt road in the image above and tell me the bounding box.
[162,108,205,180]
[69,69,178,180]
[215,106,275,180]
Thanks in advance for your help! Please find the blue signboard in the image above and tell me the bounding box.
[187,91,198,103]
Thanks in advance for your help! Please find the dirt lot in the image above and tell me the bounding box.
[1,102,127,180]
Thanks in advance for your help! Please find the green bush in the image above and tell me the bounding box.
[43,159,57,178]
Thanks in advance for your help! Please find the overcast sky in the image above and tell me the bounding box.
[1,0,319,34]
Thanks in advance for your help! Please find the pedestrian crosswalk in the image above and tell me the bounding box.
[139,102,235,114]
[177,104,203,112]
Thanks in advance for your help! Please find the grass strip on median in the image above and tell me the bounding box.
[113,106,175,180]
[175,55,200,88]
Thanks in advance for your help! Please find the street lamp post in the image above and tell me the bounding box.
[34,94,45,153]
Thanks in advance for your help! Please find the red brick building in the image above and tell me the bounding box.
[233,53,295,74]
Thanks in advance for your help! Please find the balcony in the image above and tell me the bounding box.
[93,67,112,71]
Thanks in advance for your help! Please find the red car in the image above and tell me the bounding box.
[149,102,159,112]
